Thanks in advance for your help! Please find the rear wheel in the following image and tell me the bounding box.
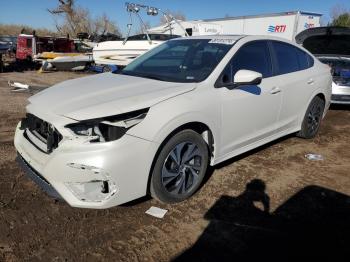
[150,130,209,203]
[297,96,325,139]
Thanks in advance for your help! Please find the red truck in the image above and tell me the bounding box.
[16,33,75,62]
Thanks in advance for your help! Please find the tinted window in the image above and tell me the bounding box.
[230,41,273,78]
[296,48,309,70]
[272,41,299,75]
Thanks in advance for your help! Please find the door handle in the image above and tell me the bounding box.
[270,87,281,94]
[307,79,314,85]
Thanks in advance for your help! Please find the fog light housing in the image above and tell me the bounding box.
[65,180,117,202]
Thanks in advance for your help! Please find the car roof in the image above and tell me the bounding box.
[172,35,245,41]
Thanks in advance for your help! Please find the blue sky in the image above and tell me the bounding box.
[0,0,349,35]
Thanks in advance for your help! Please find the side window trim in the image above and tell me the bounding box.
[267,40,279,77]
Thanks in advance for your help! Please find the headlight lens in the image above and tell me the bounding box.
[66,108,149,142]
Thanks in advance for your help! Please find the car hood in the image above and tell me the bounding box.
[28,73,196,120]
[295,27,350,56]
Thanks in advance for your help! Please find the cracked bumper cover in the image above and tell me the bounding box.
[16,154,63,200]
[14,122,158,209]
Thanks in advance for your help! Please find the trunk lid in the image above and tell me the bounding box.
[295,26,350,56]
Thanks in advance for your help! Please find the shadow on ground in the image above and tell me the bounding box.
[330,104,350,111]
[174,179,350,262]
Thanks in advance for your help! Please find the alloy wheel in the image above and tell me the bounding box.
[161,142,204,195]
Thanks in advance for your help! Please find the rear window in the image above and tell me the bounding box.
[296,47,314,70]
[271,41,299,75]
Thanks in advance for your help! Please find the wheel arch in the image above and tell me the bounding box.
[299,90,328,126]
[146,121,216,194]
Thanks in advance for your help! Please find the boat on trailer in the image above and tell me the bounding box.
[93,2,222,69]
[93,33,179,67]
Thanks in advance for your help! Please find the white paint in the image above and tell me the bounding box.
[14,35,332,209]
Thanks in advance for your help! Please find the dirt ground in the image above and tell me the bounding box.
[0,71,350,262]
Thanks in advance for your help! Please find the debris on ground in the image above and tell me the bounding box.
[145,206,168,218]
[8,80,47,93]
[8,80,29,92]
[305,153,324,161]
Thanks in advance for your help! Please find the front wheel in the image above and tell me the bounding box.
[150,130,209,203]
[297,96,325,139]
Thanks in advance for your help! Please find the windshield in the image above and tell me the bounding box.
[120,39,234,83]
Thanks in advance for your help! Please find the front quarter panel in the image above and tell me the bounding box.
[127,86,221,163]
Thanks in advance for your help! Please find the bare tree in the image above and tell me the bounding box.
[330,3,350,27]
[134,21,151,35]
[48,0,121,37]
[0,24,57,36]
[330,3,349,20]
[93,13,120,35]
[160,10,187,25]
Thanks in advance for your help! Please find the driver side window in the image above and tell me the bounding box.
[222,41,273,83]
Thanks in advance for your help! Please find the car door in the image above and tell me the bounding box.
[217,40,282,157]
[269,41,316,131]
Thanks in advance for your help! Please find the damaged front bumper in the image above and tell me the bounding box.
[14,121,158,209]
[16,154,62,200]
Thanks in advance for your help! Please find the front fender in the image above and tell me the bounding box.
[127,92,221,162]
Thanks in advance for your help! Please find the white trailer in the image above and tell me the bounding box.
[202,11,322,41]
[149,11,322,42]
[148,21,223,36]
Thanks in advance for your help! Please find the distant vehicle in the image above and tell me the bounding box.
[0,41,10,54]
[16,33,75,62]
[15,35,331,208]
[0,35,17,53]
[296,27,350,104]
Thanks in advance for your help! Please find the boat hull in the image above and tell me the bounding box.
[93,40,163,66]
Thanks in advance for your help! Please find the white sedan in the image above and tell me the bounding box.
[14,35,332,208]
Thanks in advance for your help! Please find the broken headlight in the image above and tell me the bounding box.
[66,108,149,142]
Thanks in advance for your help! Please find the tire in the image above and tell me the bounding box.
[150,130,209,203]
[297,96,325,139]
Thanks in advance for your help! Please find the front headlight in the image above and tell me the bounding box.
[66,108,149,142]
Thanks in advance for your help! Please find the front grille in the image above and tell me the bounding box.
[20,113,62,153]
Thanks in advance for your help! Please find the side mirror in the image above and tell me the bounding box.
[215,69,262,88]
[233,70,262,86]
